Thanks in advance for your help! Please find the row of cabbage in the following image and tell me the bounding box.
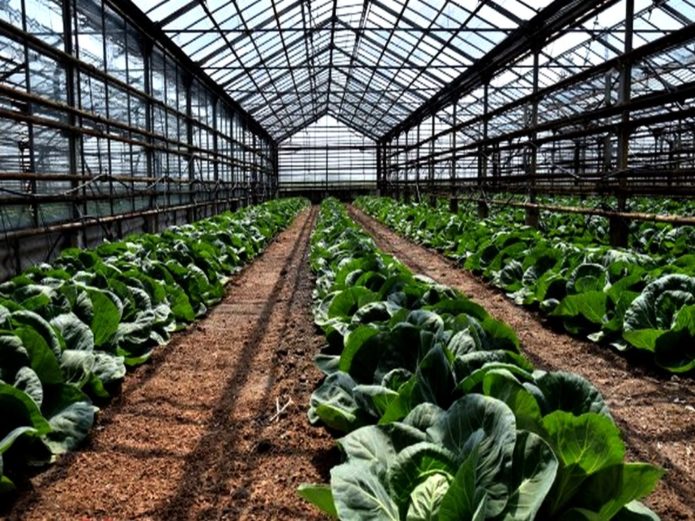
[355,197,695,374]
[0,197,307,494]
[299,198,661,521]
[476,194,693,255]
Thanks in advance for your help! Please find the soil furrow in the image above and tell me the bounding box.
[350,205,695,521]
[6,206,332,521]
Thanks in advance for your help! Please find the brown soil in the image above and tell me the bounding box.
[5,206,334,521]
[350,205,695,521]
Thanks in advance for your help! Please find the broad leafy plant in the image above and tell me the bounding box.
[0,198,307,492]
[356,196,695,374]
[300,199,662,520]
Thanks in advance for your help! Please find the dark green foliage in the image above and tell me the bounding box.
[300,199,661,520]
[0,198,307,492]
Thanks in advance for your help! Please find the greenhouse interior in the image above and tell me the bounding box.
[1,0,694,519]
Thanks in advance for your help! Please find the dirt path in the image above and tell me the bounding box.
[350,205,695,521]
[6,206,333,521]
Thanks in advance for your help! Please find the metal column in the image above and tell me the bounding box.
[211,97,220,213]
[525,49,540,227]
[376,141,383,196]
[478,82,490,219]
[450,99,458,213]
[416,123,421,202]
[610,0,634,247]
[63,0,83,248]
[184,73,195,221]
[143,37,159,231]
[404,129,410,202]
[429,114,436,206]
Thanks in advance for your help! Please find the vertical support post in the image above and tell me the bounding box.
[603,68,613,174]
[386,140,391,197]
[416,123,421,202]
[21,2,38,236]
[429,114,436,207]
[390,135,395,200]
[211,97,220,213]
[259,140,265,203]
[450,99,458,213]
[100,0,116,231]
[376,141,383,196]
[394,135,400,201]
[382,141,387,196]
[492,142,500,188]
[611,0,634,247]
[240,120,245,208]
[278,143,282,200]
[390,138,396,198]
[143,36,158,233]
[263,139,269,202]
[381,141,391,197]
[63,0,82,248]
[185,73,195,222]
[325,135,329,198]
[270,142,275,200]
[233,121,239,205]
[478,83,490,219]
[267,142,272,201]
[274,142,280,199]
[235,117,241,209]
[252,133,258,204]
[404,130,410,202]
[258,141,263,203]
[266,138,275,201]
[242,124,249,207]
[550,131,557,183]
[525,49,540,227]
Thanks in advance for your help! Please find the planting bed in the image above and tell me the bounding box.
[2,202,693,521]
[350,205,695,521]
[355,197,695,373]
[5,206,334,521]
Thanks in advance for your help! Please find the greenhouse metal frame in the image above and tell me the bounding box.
[1,0,694,275]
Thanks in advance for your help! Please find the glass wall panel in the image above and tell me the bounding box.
[0,0,274,278]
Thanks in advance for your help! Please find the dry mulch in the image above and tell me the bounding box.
[4,206,334,521]
[350,205,695,521]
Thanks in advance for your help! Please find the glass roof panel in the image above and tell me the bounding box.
[141,0,590,140]
[436,0,695,144]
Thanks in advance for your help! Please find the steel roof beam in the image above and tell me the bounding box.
[269,78,385,136]
[156,0,204,28]
[300,0,320,113]
[239,43,420,124]
[381,0,621,142]
[366,0,473,134]
[334,17,446,91]
[195,0,307,65]
[275,108,328,143]
[165,26,521,33]
[195,0,286,136]
[270,0,312,125]
[109,0,273,143]
[224,0,299,127]
[235,45,329,104]
[370,0,478,64]
[336,0,372,116]
[325,2,338,110]
[332,44,430,104]
[218,17,332,90]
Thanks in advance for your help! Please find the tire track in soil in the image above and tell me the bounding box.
[6,206,335,521]
[349,205,695,521]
